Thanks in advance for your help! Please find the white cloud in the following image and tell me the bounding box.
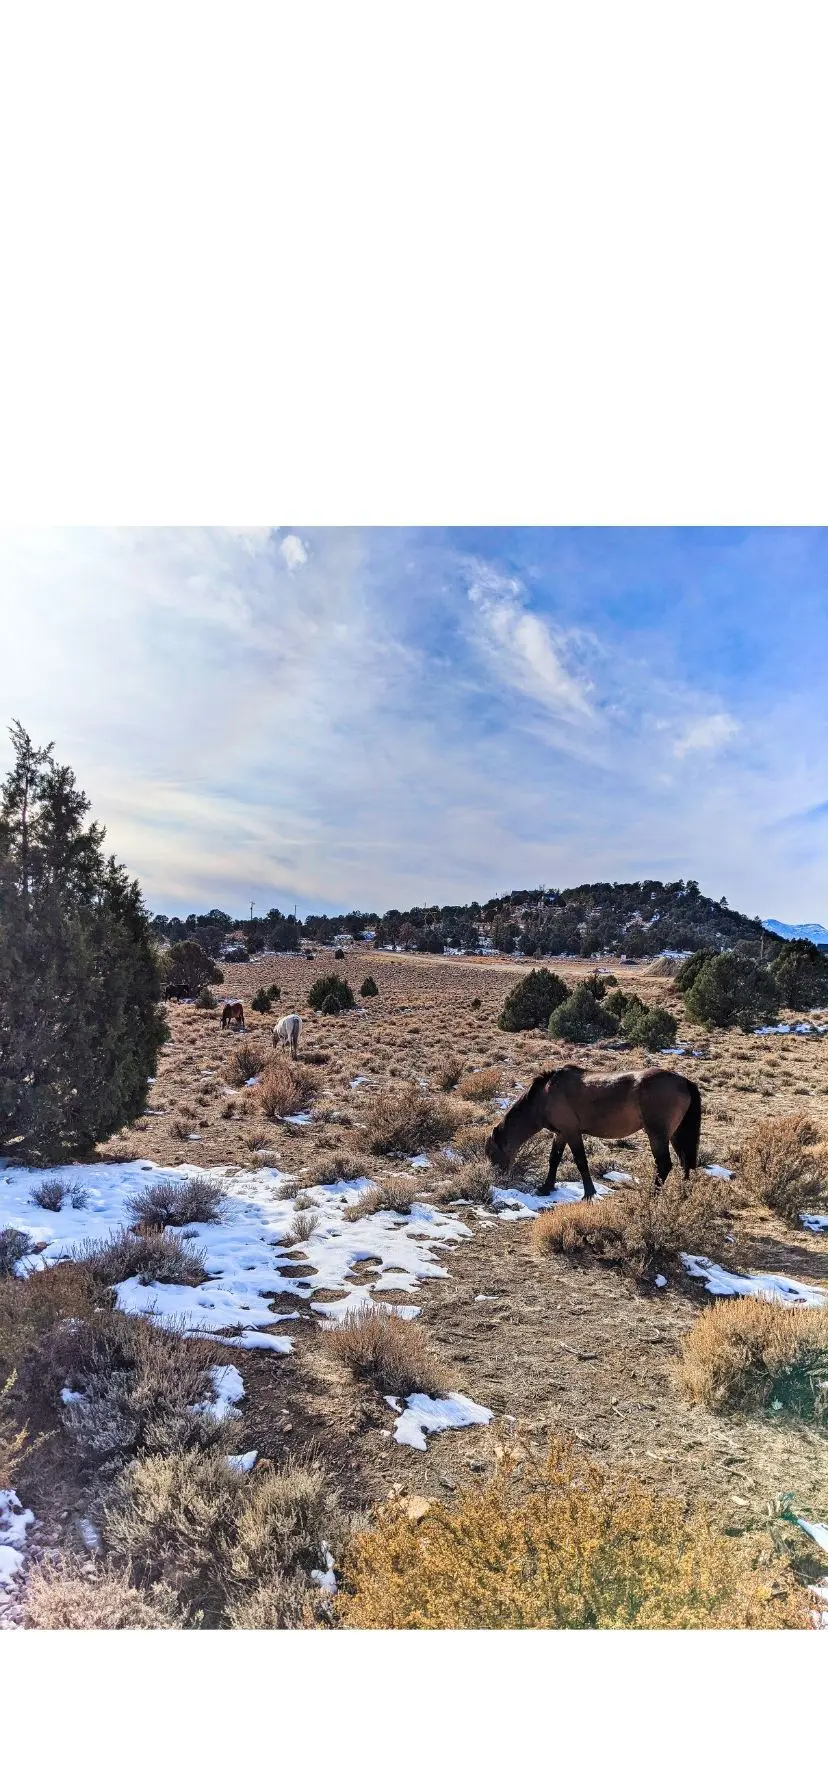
[279,533,308,572]
[673,712,739,757]
[466,563,593,718]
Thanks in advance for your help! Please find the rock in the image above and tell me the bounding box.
[438,1475,457,1491]
[405,1496,432,1523]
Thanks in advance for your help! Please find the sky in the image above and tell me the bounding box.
[0,526,825,923]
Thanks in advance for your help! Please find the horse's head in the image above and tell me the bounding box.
[484,1120,511,1173]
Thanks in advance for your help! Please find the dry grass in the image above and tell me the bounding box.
[363,1087,461,1156]
[283,1210,320,1246]
[455,1067,503,1102]
[341,1436,809,1629]
[308,1149,370,1187]
[679,1297,828,1419]
[0,1371,30,1485]
[226,1042,265,1086]
[34,1311,226,1461]
[447,1160,494,1203]
[126,1177,224,1228]
[23,1562,183,1629]
[258,1060,321,1119]
[324,1302,443,1397]
[344,1177,422,1222]
[435,1055,463,1091]
[0,1259,99,1381]
[738,1113,826,1223]
[31,1177,76,1212]
[534,1176,721,1273]
[106,1448,341,1627]
[0,1228,34,1278]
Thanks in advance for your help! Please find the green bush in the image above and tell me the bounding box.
[360,976,379,998]
[308,974,355,1013]
[334,948,345,960]
[320,994,341,1015]
[266,984,281,1001]
[162,938,224,993]
[548,982,618,1043]
[621,1003,678,1049]
[684,952,778,1031]
[674,950,716,994]
[251,987,273,1014]
[0,727,169,1163]
[0,1228,34,1277]
[603,988,631,1019]
[771,939,828,1011]
[498,969,569,1032]
[196,985,217,1010]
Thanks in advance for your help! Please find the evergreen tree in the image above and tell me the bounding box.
[0,723,167,1161]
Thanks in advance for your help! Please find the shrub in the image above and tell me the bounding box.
[324,1303,442,1397]
[224,946,249,964]
[534,1175,720,1273]
[251,987,273,1014]
[621,1004,678,1049]
[195,985,218,1010]
[470,996,481,1010]
[360,976,379,998]
[456,1067,502,1102]
[0,1259,98,1381]
[340,1437,807,1629]
[226,1575,314,1630]
[679,1297,828,1419]
[310,1149,369,1186]
[23,1563,183,1629]
[448,1160,494,1203]
[772,939,828,1010]
[266,983,281,1001]
[258,1061,320,1119]
[227,1042,265,1085]
[0,725,168,1162]
[364,1087,460,1156]
[334,948,345,960]
[344,1178,419,1221]
[548,983,618,1043]
[604,989,631,1020]
[45,1311,226,1461]
[75,1227,207,1288]
[580,973,610,999]
[684,952,778,1031]
[32,1177,71,1211]
[163,939,224,992]
[436,1056,463,1091]
[126,1176,225,1228]
[673,949,717,993]
[106,1449,341,1626]
[0,1370,30,1485]
[498,969,569,1032]
[283,1210,320,1246]
[308,974,355,1013]
[738,1114,824,1222]
[0,1228,34,1277]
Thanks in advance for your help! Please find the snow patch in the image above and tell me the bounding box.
[682,1255,827,1307]
[393,1392,493,1451]
[0,1490,34,1589]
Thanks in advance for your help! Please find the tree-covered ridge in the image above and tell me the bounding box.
[151,879,780,962]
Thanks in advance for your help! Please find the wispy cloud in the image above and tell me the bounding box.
[279,533,308,572]
[466,562,593,719]
[673,713,740,757]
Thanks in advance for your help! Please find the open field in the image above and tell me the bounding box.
[4,946,828,1624]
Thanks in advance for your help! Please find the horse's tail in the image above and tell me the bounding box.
[672,1079,701,1174]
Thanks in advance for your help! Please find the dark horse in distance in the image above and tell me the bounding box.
[485,1065,702,1200]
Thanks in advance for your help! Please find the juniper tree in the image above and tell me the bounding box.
[0,722,167,1161]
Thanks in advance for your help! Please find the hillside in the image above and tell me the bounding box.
[764,918,828,948]
[152,879,779,963]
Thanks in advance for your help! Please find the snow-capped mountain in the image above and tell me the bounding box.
[763,918,828,946]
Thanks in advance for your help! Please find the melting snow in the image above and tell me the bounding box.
[227,1450,258,1473]
[800,1519,828,1554]
[682,1255,828,1307]
[200,1364,245,1421]
[0,1490,34,1589]
[392,1392,493,1451]
[802,1214,828,1234]
[703,1165,733,1180]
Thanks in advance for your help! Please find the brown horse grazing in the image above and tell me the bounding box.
[485,1065,702,1200]
[221,1001,245,1031]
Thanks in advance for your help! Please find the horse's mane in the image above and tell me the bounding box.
[505,1064,584,1115]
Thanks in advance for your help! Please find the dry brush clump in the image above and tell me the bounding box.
[738,1114,825,1223]
[534,1175,721,1274]
[456,1067,503,1102]
[105,1448,342,1628]
[363,1086,461,1157]
[309,1148,370,1187]
[226,1042,265,1086]
[344,1176,425,1221]
[23,1562,184,1629]
[0,1371,30,1485]
[324,1302,443,1398]
[340,1436,808,1629]
[127,1177,224,1228]
[73,1227,207,1288]
[258,1060,321,1119]
[679,1297,828,1420]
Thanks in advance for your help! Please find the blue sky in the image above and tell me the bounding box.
[1,527,825,922]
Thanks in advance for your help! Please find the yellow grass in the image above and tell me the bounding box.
[258,1060,321,1119]
[533,1177,721,1272]
[324,1302,443,1397]
[456,1067,503,1102]
[341,1436,808,1629]
[679,1296,828,1418]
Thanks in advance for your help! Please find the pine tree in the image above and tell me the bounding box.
[0,723,167,1161]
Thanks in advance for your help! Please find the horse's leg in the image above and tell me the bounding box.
[538,1132,565,1196]
[569,1131,597,1201]
[645,1127,673,1187]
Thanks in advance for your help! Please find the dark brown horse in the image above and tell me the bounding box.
[221,1001,245,1031]
[485,1064,701,1199]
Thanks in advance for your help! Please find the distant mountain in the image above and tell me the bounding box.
[763,918,828,946]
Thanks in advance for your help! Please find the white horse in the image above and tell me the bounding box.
[273,1013,302,1059]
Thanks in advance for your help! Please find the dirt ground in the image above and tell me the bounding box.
[77,947,828,1548]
